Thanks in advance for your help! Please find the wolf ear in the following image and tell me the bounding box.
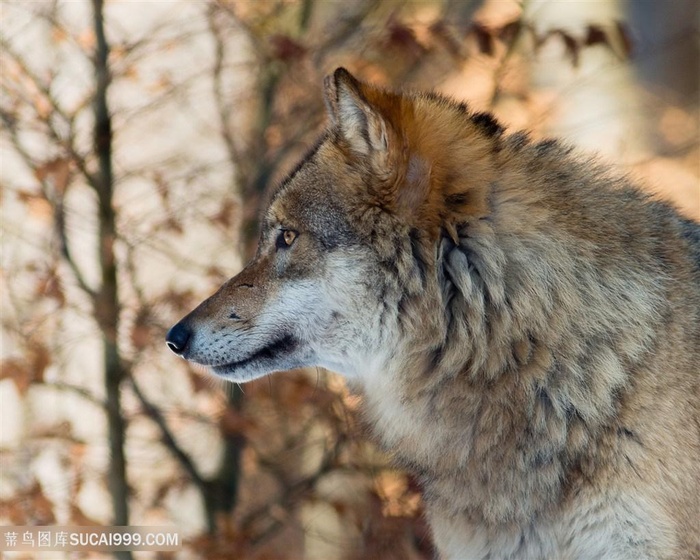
[323,68,389,156]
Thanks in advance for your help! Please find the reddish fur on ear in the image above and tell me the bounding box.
[397,154,431,215]
[325,68,496,235]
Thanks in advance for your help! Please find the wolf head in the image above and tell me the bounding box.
[166,68,501,383]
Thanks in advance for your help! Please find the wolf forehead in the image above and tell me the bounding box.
[263,139,370,249]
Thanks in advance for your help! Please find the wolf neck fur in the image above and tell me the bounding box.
[360,166,664,526]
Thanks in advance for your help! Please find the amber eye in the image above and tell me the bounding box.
[276,229,297,249]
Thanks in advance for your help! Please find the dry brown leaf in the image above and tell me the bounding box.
[17,189,53,221]
[34,157,71,194]
[0,358,32,394]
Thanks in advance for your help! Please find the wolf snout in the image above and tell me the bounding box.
[165,321,191,356]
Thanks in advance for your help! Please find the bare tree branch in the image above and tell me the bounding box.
[128,380,200,487]
[45,381,105,408]
[55,198,99,300]
[242,434,343,546]
[0,35,98,191]
[0,110,98,300]
[207,5,244,179]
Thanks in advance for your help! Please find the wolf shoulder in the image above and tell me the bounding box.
[495,136,700,287]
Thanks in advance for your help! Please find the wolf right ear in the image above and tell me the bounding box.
[323,68,389,156]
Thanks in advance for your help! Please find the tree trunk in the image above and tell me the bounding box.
[91,2,131,558]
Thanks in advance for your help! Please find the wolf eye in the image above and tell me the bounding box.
[276,229,297,249]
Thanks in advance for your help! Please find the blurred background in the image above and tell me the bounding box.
[1,0,698,559]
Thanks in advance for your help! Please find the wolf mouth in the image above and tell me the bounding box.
[211,334,298,377]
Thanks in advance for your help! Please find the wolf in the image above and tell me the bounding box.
[167,68,700,559]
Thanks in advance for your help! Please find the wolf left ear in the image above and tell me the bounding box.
[323,68,389,156]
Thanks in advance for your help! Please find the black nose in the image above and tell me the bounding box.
[166,322,191,356]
